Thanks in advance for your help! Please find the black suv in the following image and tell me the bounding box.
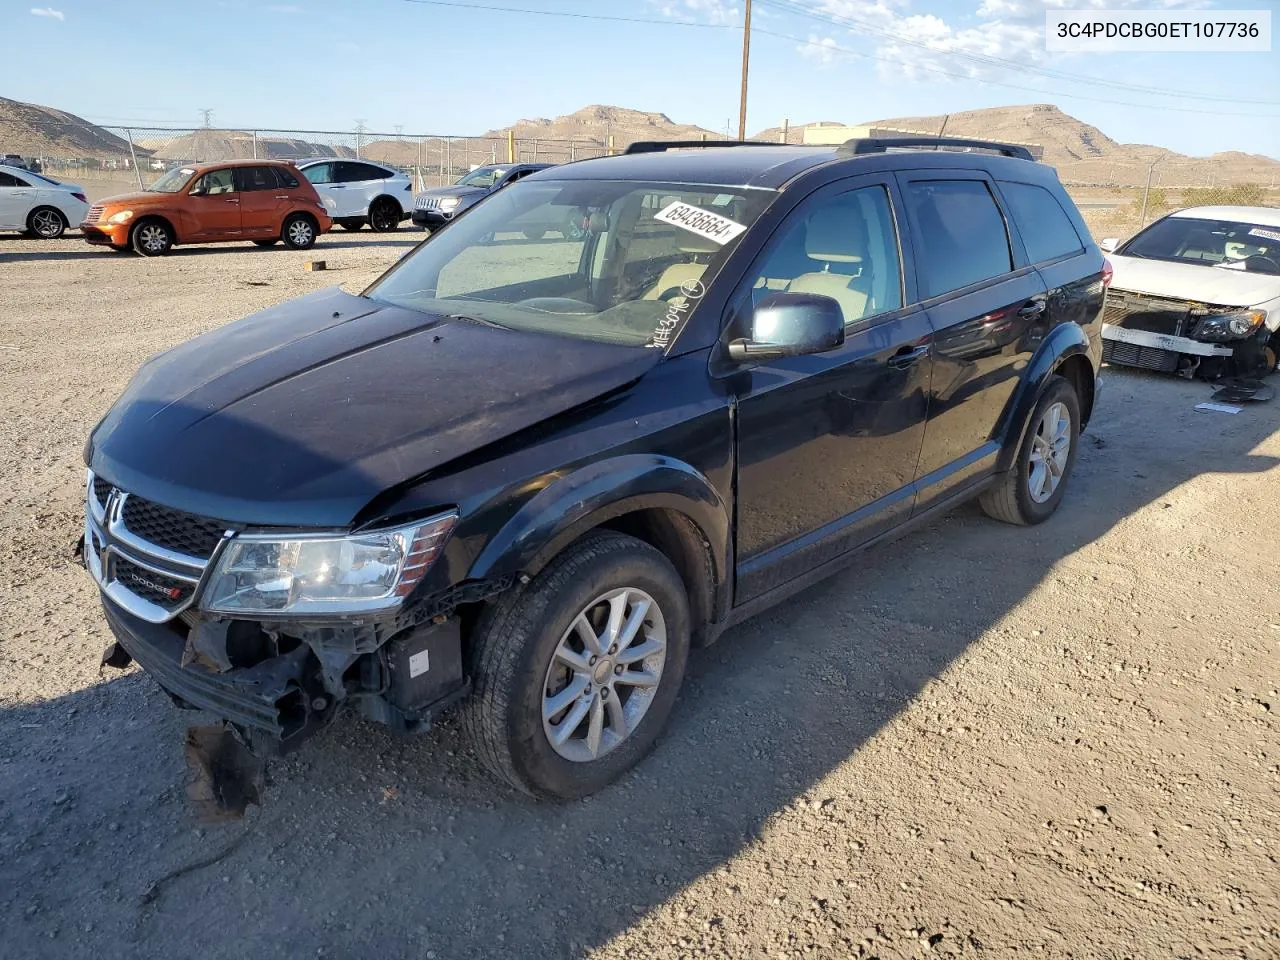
[84,137,1105,801]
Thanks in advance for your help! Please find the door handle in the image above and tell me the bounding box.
[1018,298,1047,319]
[224,198,240,203]
[274,195,289,199]
[888,345,929,369]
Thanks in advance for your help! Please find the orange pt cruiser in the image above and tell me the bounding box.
[81,159,332,256]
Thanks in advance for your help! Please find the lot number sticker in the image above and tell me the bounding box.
[655,201,747,245]
[1248,227,1280,243]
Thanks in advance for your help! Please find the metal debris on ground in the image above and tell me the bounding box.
[1210,377,1275,404]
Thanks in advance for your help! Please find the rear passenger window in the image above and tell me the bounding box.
[998,181,1084,264]
[237,166,279,192]
[746,185,903,325]
[276,167,299,188]
[0,172,25,187]
[905,180,1012,298]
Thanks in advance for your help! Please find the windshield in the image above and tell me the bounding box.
[1120,216,1280,273]
[365,179,774,348]
[147,167,196,193]
[454,166,508,188]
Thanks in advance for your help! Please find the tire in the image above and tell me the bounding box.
[26,206,66,239]
[281,213,317,250]
[461,531,691,799]
[338,219,364,231]
[980,375,1081,525]
[1263,335,1279,377]
[131,218,173,256]
[367,198,400,233]
[253,239,278,247]
[522,228,547,241]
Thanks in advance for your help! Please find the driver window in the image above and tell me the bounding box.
[302,163,332,185]
[748,185,902,325]
[193,168,237,196]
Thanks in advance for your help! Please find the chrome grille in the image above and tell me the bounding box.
[84,470,228,624]
[417,196,441,211]
[84,204,104,224]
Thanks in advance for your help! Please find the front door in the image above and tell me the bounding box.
[0,170,34,229]
[731,178,933,602]
[186,168,241,240]
[235,165,291,237]
[897,173,1049,511]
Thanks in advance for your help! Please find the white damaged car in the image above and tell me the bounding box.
[1099,205,1280,378]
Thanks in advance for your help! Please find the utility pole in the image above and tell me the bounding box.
[354,119,367,159]
[199,108,214,128]
[1138,152,1166,229]
[737,0,752,140]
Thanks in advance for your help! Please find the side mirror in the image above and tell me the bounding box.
[1099,237,1119,253]
[728,292,845,362]
[189,184,207,197]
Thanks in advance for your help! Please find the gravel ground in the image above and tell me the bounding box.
[1,232,1277,960]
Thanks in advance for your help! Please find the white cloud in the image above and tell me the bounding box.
[654,0,739,25]
[797,33,841,65]
[30,7,65,20]
[806,0,1215,83]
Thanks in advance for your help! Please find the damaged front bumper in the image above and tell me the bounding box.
[1100,290,1270,377]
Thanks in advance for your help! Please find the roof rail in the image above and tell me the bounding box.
[623,139,793,155]
[838,136,1035,162]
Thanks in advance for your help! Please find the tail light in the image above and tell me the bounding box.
[1101,257,1113,289]
[72,192,87,203]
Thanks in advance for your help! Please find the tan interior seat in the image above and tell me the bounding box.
[785,207,872,323]
[643,232,720,301]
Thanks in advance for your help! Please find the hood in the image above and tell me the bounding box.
[1109,254,1280,307]
[89,288,660,527]
[93,190,175,209]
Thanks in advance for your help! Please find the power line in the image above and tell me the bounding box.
[758,0,1280,106]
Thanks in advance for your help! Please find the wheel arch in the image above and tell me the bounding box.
[467,455,731,642]
[370,193,403,216]
[996,322,1095,474]
[27,204,67,230]
[131,213,178,245]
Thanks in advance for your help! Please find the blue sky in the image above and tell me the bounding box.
[7,0,1278,157]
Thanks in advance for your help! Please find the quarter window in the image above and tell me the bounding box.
[276,167,300,188]
[999,181,1083,263]
[905,180,1012,298]
[746,185,903,325]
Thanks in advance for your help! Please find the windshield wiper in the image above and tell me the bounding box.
[446,313,506,329]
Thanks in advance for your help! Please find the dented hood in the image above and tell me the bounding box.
[1108,255,1280,307]
[89,287,659,526]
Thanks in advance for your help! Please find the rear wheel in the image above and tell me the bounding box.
[131,218,173,256]
[281,213,317,250]
[367,197,400,232]
[980,375,1080,525]
[461,532,691,799]
[26,206,66,239]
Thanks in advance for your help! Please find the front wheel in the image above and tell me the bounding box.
[980,374,1080,525]
[131,218,173,256]
[281,213,317,250]
[26,206,67,239]
[461,532,691,799]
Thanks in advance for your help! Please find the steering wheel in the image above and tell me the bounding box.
[514,297,597,315]
[1243,255,1280,275]
[654,286,690,303]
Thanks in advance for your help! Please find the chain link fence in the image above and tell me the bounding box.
[33,126,618,199]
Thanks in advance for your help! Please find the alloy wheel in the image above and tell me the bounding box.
[287,219,313,246]
[137,224,168,253]
[1027,401,1071,503]
[32,209,63,238]
[541,587,667,763]
[370,201,396,231]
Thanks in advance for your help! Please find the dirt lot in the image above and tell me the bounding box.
[1,232,1277,959]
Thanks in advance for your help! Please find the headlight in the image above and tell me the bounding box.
[202,512,457,616]
[1195,309,1266,341]
[106,210,134,224]
[438,197,461,211]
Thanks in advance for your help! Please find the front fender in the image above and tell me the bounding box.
[995,322,1094,473]
[468,454,730,587]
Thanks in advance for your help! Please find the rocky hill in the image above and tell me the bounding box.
[0,96,135,159]
[482,104,724,148]
[145,129,353,162]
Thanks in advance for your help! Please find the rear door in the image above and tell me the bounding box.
[235,165,291,237]
[332,161,377,217]
[730,176,933,602]
[186,167,242,240]
[301,162,344,218]
[0,169,34,229]
[899,172,1049,512]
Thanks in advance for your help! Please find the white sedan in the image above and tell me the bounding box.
[0,164,89,239]
[294,158,413,232]
[1100,205,1280,378]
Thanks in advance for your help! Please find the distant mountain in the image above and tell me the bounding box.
[0,96,134,159]
[145,129,354,162]
[482,104,725,148]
